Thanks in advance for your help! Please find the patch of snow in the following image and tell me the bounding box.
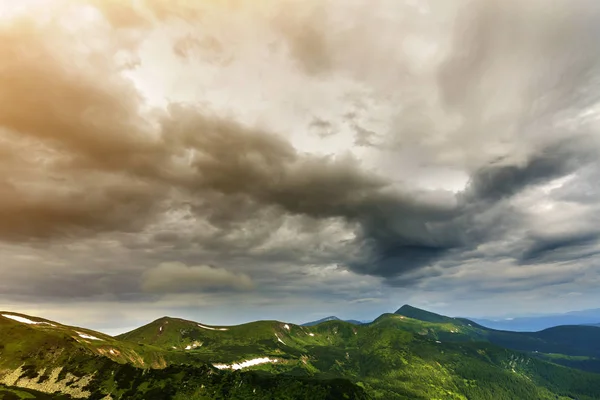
[213,357,278,370]
[77,332,103,341]
[197,323,228,331]
[284,324,290,330]
[2,314,55,326]
[308,333,315,337]
[275,334,286,345]
[159,326,163,332]
[435,340,441,344]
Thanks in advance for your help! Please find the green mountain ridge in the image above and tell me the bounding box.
[0,313,367,399]
[2,307,600,399]
[394,305,600,373]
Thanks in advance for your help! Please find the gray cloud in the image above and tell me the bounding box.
[463,139,595,202]
[519,232,600,264]
[1,0,600,327]
[141,262,254,293]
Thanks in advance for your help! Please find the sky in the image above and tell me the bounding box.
[1,0,600,335]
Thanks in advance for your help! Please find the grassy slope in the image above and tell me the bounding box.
[121,314,600,400]
[0,313,368,400]
[0,383,74,399]
[4,308,600,400]
[394,306,600,373]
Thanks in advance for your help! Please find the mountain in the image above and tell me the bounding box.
[0,312,367,399]
[301,316,365,326]
[121,312,600,399]
[396,305,600,373]
[469,308,600,331]
[395,304,459,324]
[5,308,600,399]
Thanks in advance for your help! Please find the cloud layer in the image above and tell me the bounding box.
[1,0,600,328]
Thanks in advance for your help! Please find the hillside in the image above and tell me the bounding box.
[120,312,600,399]
[4,309,600,399]
[395,305,459,324]
[0,313,367,399]
[395,306,600,373]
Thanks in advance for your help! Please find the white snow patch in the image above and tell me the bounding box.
[159,326,163,332]
[197,323,228,331]
[213,357,278,370]
[308,333,315,337]
[283,324,290,330]
[77,332,103,341]
[275,334,286,345]
[2,314,55,326]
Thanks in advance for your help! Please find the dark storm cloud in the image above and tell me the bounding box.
[354,138,599,279]
[519,232,600,264]
[463,139,595,202]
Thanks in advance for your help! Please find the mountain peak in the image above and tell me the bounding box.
[395,304,417,313]
[394,305,455,324]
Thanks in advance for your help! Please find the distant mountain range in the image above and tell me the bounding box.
[466,308,600,331]
[302,307,600,332]
[2,305,600,399]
